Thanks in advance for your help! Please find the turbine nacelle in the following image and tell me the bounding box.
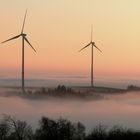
[79,41,102,53]
[21,33,27,37]
[91,42,95,45]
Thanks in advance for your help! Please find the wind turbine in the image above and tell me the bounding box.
[1,10,36,92]
[79,26,102,87]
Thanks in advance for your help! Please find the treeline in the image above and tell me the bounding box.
[27,85,97,100]
[0,115,140,140]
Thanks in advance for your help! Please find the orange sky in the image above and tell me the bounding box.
[0,0,140,78]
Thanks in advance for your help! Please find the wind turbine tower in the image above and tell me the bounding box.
[79,26,102,87]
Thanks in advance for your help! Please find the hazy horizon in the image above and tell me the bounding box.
[0,75,139,89]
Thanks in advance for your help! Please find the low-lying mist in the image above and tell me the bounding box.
[1,87,140,131]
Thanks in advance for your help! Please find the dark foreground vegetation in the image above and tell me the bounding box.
[0,115,140,140]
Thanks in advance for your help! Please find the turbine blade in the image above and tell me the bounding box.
[91,24,93,42]
[21,9,27,33]
[79,43,91,52]
[94,44,102,53]
[24,37,36,52]
[1,35,21,44]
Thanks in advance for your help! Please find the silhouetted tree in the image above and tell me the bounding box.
[86,124,108,140]
[107,125,140,140]
[74,122,85,140]
[0,121,10,140]
[3,115,33,140]
[35,117,58,140]
[56,118,76,140]
[56,85,67,93]
[41,88,46,93]
[35,117,85,140]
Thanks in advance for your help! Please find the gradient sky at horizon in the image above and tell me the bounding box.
[0,0,140,78]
